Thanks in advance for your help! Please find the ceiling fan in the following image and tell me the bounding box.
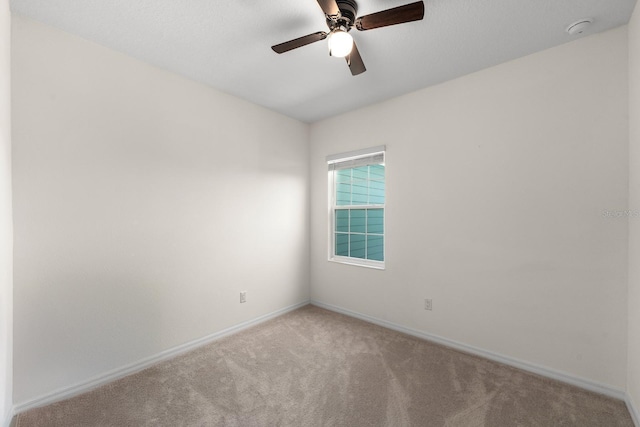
[271,0,425,76]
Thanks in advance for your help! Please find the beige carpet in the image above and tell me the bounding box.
[17,305,634,426]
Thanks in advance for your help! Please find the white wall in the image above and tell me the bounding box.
[11,16,309,405]
[628,1,640,420]
[310,27,629,390]
[0,0,12,424]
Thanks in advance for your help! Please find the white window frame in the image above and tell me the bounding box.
[327,146,386,270]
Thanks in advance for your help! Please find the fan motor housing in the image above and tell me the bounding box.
[338,0,358,23]
[327,0,358,29]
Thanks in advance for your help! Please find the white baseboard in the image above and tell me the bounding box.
[3,410,15,427]
[14,301,309,414]
[627,395,640,427]
[311,300,627,402]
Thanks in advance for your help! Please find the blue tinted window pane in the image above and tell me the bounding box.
[367,209,384,234]
[336,183,351,206]
[352,167,368,180]
[351,176,367,190]
[350,234,366,259]
[337,169,351,183]
[369,164,385,179]
[369,194,385,205]
[367,235,384,261]
[334,165,385,207]
[335,210,349,232]
[335,233,349,256]
[369,180,384,204]
[369,180,384,189]
[351,182,368,204]
[350,210,366,233]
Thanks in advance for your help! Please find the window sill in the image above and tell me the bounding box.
[328,257,385,270]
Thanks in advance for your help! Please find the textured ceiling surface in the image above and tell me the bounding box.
[10,0,638,122]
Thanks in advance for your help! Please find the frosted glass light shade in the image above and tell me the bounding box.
[328,29,353,58]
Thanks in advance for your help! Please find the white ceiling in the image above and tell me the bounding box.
[10,0,638,123]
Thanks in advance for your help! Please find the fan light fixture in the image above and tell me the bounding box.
[328,28,353,58]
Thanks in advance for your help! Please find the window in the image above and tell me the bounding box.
[328,146,385,269]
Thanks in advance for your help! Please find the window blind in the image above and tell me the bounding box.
[327,146,385,171]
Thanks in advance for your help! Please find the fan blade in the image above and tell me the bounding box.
[346,42,366,75]
[317,0,340,17]
[355,1,424,31]
[271,31,328,54]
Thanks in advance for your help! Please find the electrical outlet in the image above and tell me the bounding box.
[424,299,432,311]
[240,291,247,303]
